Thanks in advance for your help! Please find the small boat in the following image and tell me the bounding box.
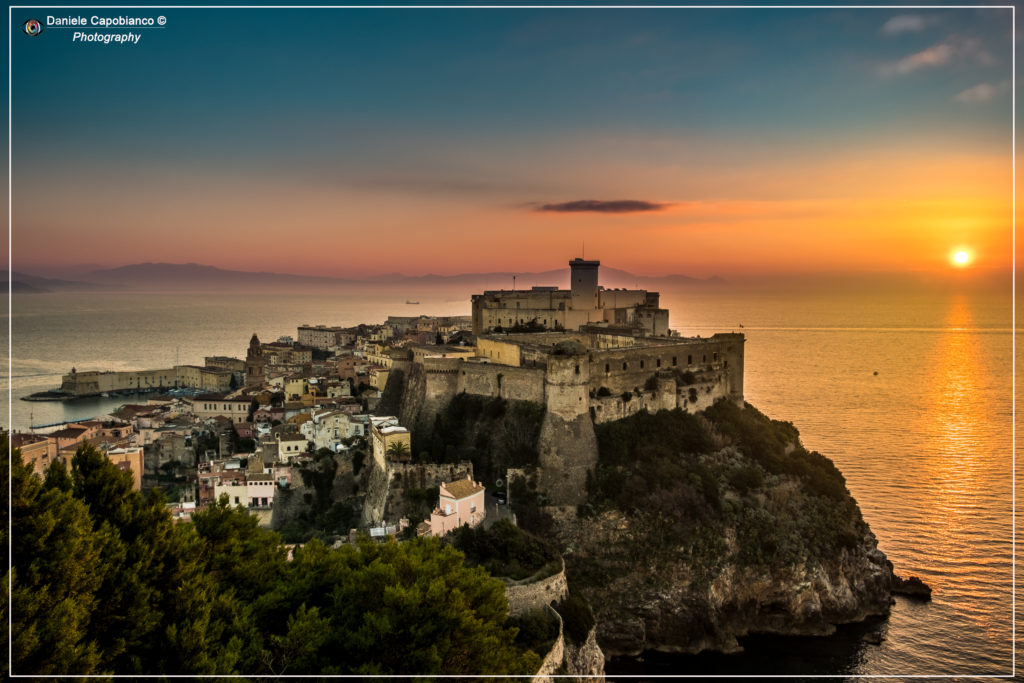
[406,300,420,305]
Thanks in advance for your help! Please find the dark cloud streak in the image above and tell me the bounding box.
[535,199,669,214]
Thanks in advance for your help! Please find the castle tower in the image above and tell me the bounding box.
[245,333,265,387]
[537,350,597,506]
[569,258,600,311]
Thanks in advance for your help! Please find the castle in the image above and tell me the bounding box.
[471,258,669,337]
[389,257,745,506]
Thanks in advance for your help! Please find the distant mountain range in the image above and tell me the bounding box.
[4,271,98,293]
[7,262,725,293]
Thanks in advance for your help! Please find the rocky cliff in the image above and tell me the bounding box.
[563,626,606,681]
[558,510,892,656]
[556,400,897,656]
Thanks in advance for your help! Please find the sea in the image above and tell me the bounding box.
[2,286,1016,677]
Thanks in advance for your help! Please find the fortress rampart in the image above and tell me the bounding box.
[59,364,233,396]
[457,363,545,403]
[395,330,743,506]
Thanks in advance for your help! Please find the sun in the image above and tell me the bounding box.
[952,250,971,267]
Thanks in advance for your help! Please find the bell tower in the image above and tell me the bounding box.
[245,333,265,387]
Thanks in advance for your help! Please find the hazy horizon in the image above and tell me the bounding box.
[8,259,1014,298]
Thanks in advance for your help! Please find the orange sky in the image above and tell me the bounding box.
[12,138,1013,279]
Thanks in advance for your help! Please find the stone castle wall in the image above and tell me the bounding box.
[590,382,675,424]
[587,333,744,400]
[545,355,591,420]
[537,412,597,506]
[504,558,569,617]
[386,331,744,509]
[457,364,545,403]
[390,461,474,492]
[589,372,729,424]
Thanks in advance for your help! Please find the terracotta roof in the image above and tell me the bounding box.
[11,433,46,447]
[442,478,484,500]
[50,428,87,439]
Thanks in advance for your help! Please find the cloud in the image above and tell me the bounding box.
[534,199,669,213]
[878,42,954,76]
[954,81,1008,103]
[878,36,996,77]
[880,14,938,36]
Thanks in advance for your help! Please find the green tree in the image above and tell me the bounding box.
[5,436,543,677]
[7,442,107,675]
[291,537,542,675]
[386,440,411,461]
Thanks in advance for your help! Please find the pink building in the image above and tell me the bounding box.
[247,474,276,509]
[429,476,486,537]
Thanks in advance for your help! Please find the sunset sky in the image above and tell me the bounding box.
[10,6,1014,279]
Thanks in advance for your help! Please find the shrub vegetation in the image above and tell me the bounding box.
[588,400,866,574]
[451,518,561,581]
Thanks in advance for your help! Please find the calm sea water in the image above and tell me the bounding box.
[2,288,1015,676]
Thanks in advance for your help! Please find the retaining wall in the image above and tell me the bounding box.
[532,605,566,683]
[505,558,569,617]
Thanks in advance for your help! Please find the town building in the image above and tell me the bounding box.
[190,395,252,424]
[59,364,233,396]
[104,446,145,491]
[369,416,411,469]
[428,476,486,536]
[276,433,309,463]
[297,324,356,350]
[11,433,52,476]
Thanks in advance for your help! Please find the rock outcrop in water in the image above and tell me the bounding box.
[890,572,932,601]
[548,400,901,656]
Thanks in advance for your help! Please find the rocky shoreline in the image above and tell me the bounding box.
[557,512,909,658]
